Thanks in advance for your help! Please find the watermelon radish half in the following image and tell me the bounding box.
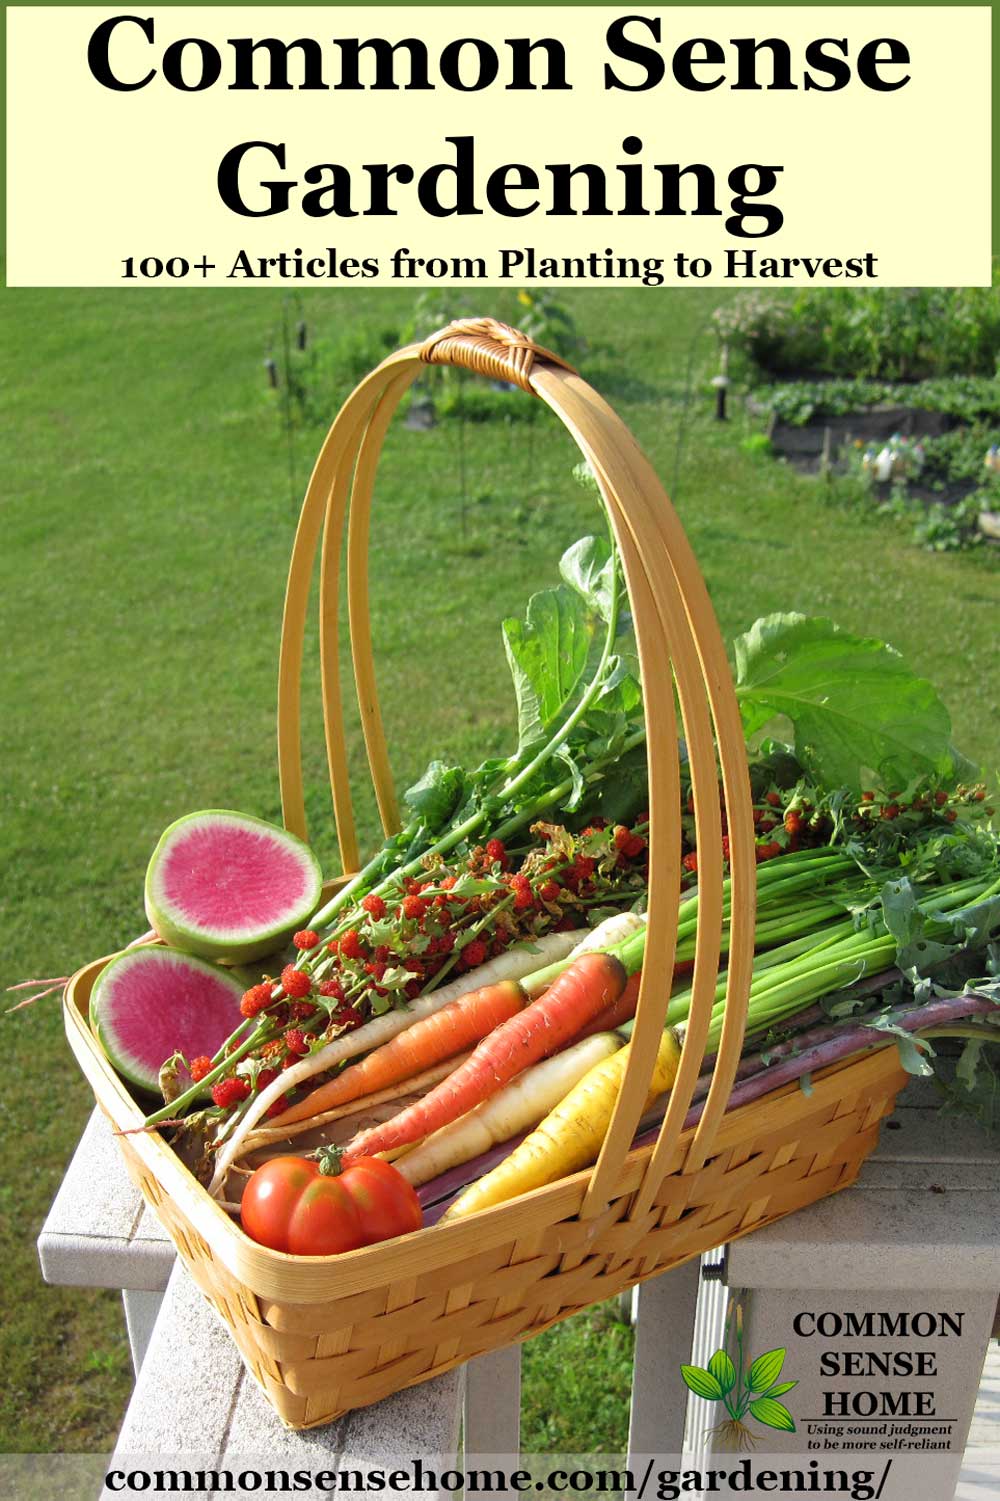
[90,947,245,1096]
[144,809,323,963]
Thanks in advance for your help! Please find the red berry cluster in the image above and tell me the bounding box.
[678,771,995,881]
[203,820,652,1122]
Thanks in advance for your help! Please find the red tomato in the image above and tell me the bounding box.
[240,1153,422,1256]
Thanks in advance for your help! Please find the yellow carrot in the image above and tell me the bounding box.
[443,1027,681,1219]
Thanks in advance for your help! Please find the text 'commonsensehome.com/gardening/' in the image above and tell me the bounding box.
[103,1456,896,1500]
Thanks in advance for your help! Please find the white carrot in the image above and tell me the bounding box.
[394,1031,622,1187]
[239,1051,473,1151]
[207,929,586,1195]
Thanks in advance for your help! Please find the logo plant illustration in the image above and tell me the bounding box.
[681,1300,797,1450]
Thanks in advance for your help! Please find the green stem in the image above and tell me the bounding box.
[144,1022,272,1128]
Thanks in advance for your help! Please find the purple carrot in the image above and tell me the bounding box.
[635,989,1000,1151]
[691,969,903,1104]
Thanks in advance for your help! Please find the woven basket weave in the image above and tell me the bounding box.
[64,318,908,1429]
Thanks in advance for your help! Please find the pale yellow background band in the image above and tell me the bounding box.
[5,6,992,288]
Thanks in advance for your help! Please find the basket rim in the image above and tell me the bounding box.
[65,943,907,1305]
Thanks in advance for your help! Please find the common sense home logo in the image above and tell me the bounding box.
[681,1305,797,1450]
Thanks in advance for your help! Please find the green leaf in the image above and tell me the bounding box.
[747,1348,786,1393]
[680,1365,724,1401]
[749,1396,796,1433]
[402,761,468,831]
[763,1381,798,1398]
[707,1350,736,1395]
[572,459,600,496]
[559,535,616,623]
[866,1017,935,1077]
[956,1037,986,1093]
[502,586,595,754]
[734,613,954,792]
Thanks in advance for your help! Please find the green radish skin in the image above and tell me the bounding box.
[90,946,246,1098]
[144,809,323,964]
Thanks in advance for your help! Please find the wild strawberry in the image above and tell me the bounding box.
[539,880,561,902]
[240,983,273,1019]
[211,1076,250,1109]
[333,1005,361,1029]
[362,893,386,920]
[460,938,488,969]
[293,930,319,951]
[404,979,422,1001]
[339,929,364,960]
[623,834,646,858]
[318,978,345,1000]
[267,1094,292,1118]
[613,825,632,851]
[373,944,390,963]
[365,960,387,981]
[757,840,782,861]
[256,1067,279,1092]
[683,851,698,873]
[283,1029,310,1056]
[326,937,340,954]
[784,811,803,836]
[575,855,596,880]
[935,790,949,807]
[721,835,731,862]
[485,838,508,868]
[973,789,986,801]
[188,1055,213,1083]
[261,1038,284,1059]
[437,931,456,952]
[635,810,650,828]
[554,916,577,933]
[881,804,899,821]
[685,794,695,814]
[402,894,427,921]
[291,1000,316,1019]
[945,809,958,822]
[765,791,781,808]
[281,965,312,998]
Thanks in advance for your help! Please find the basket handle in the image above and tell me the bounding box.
[277,322,756,1223]
[420,316,577,391]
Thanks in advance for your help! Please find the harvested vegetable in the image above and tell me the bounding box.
[90,947,245,1097]
[344,951,628,1165]
[145,809,323,963]
[240,1149,421,1256]
[444,1026,681,1218]
[395,1031,622,1187]
[204,929,584,1194]
[267,979,526,1130]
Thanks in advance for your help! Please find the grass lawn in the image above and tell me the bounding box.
[2,286,997,1456]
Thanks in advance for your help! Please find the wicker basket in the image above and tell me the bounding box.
[64,318,908,1429]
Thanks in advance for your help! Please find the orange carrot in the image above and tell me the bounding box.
[343,951,626,1165]
[572,970,642,1042]
[267,980,526,1130]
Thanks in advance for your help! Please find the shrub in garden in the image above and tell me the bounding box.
[715,286,1000,381]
